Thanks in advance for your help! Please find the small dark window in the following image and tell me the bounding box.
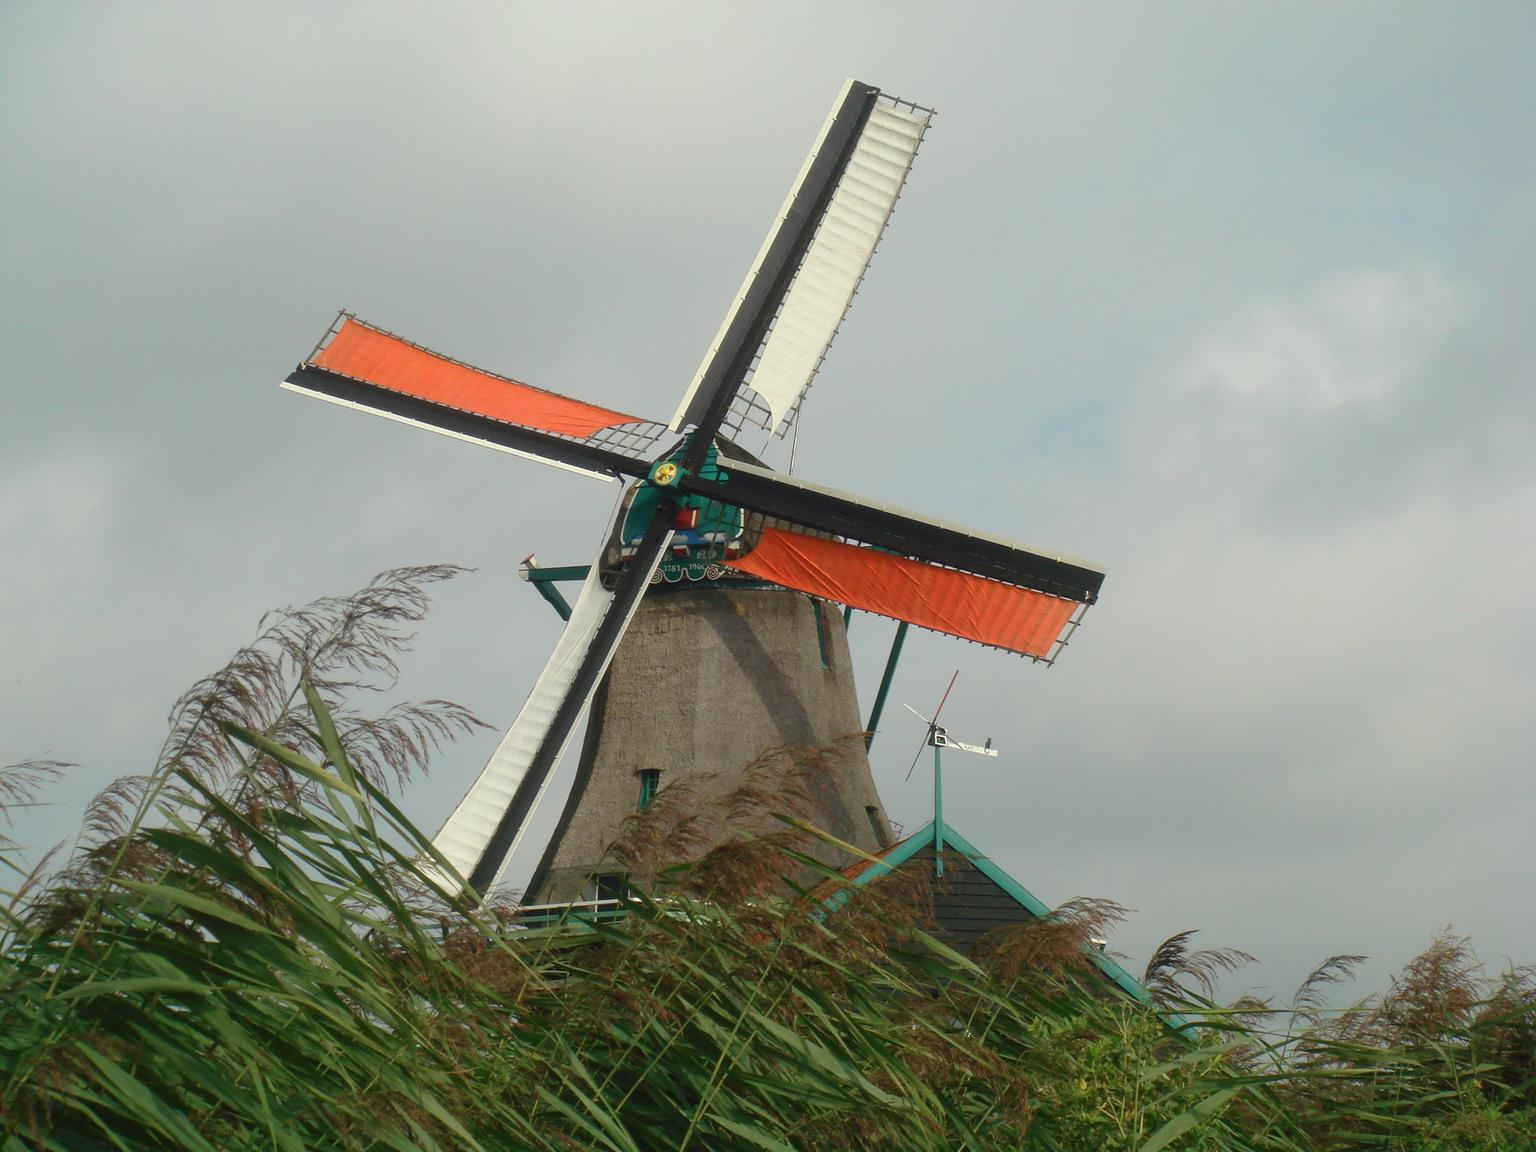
[592,873,628,903]
[638,768,661,811]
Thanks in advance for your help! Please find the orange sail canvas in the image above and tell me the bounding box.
[732,528,1078,659]
[313,318,637,439]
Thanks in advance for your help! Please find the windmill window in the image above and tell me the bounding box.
[638,768,661,811]
[810,599,830,669]
[591,873,629,904]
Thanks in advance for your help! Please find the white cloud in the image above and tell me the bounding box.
[1123,262,1477,525]
[5,4,1533,1001]
[993,256,1536,991]
[1178,262,1471,413]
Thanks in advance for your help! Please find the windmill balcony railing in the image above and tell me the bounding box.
[505,896,638,927]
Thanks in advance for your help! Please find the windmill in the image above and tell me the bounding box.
[281,79,1106,901]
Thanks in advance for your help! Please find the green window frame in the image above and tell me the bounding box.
[638,768,661,811]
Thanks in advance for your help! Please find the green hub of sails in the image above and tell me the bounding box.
[623,440,744,557]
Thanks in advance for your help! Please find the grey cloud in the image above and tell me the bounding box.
[3,1,1534,1001]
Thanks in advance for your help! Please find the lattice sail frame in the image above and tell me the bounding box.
[676,88,935,449]
[285,312,668,480]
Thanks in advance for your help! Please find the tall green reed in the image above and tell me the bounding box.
[1,569,1530,1151]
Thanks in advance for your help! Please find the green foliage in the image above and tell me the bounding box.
[1,570,1532,1150]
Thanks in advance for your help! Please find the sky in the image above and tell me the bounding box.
[3,2,1534,1003]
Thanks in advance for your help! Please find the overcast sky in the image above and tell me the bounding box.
[4,2,1533,1003]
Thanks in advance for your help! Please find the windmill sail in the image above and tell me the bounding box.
[732,528,1081,661]
[428,563,613,886]
[670,81,933,441]
[431,526,672,891]
[743,98,931,434]
[694,459,1104,603]
[284,315,662,481]
[678,458,1104,662]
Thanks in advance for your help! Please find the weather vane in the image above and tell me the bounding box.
[903,672,998,877]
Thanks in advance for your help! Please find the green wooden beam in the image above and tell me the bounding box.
[530,580,572,621]
[519,559,590,622]
[863,621,909,751]
[522,564,591,583]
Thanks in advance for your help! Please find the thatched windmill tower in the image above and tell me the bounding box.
[281,80,1105,903]
[533,579,881,902]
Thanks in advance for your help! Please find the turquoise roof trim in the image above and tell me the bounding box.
[827,816,1154,1007]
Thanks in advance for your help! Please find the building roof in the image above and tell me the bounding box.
[819,817,1153,1006]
